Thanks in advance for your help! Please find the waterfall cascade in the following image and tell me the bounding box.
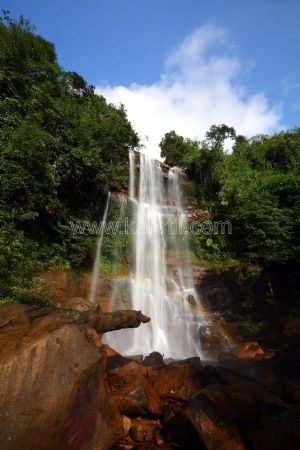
[89,192,111,304]
[103,150,205,359]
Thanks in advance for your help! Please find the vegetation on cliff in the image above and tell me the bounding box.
[0,13,137,304]
[160,125,300,316]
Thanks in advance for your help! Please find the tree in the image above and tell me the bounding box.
[205,124,236,149]
[0,13,138,300]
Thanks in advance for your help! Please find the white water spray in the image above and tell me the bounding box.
[89,192,111,304]
[104,151,204,358]
[129,149,136,200]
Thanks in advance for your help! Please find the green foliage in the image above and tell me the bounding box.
[11,284,52,306]
[160,124,300,312]
[0,12,138,300]
[0,297,18,306]
[0,224,43,295]
[221,264,277,317]
[160,127,226,204]
[0,223,63,304]
[61,310,82,321]
[192,220,226,262]
[99,255,124,276]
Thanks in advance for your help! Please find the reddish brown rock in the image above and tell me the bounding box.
[143,351,165,368]
[108,360,149,387]
[111,377,162,417]
[153,427,164,446]
[154,357,204,401]
[0,303,32,327]
[129,418,161,443]
[122,415,132,436]
[0,304,122,450]
[199,322,228,356]
[283,317,300,338]
[231,342,265,360]
[182,394,247,450]
[285,379,300,404]
[103,343,120,357]
[204,366,289,417]
[185,206,210,222]
[247,415,300,450]
[200,383,258,421]
[40,269,113,308]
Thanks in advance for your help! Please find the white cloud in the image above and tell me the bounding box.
[97,24,282,159]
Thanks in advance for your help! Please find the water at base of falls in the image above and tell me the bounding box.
[102,150,205,359]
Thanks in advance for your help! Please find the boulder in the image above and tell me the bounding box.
[199,322,228,357]
[247,415,300,450]
[216,356,283,394]
[284,378,300,404]
[203,366,290,419]
[143,351,165,368]
[283,317,300,338]
[199,383,258,421]
[129,418,161,443]
[111,377,162,417]
[182,394,246,450]
[0,303,32,327]
[0,304,122,450]
[108,360,149,388]
[153,357,204,401]
[231,342,265,360]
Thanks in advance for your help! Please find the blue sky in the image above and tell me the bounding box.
[5,0,300,155]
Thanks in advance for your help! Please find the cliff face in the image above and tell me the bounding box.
[0,304,122,450]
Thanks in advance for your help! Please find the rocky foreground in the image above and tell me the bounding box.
[0,304,300,450]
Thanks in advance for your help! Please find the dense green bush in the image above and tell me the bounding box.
[0,13,137,303]
[160,125,300,314]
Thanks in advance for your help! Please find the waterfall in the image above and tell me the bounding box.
[89,192,111,304]
[129,149,135,200]
[103,151,204,359]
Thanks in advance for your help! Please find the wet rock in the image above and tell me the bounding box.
[113,434,135,450]
[0,303,32,327]
[231,341,265,359]
[185,206,210,222]
[128,354,144,363]
[106,352,136,371]
[199,383,258,422]
[153,427,164,446]
[285,378,300,404]
[129,418,161,443]
[154,357,204,401]
[41,269,113,308]
[247,414,300,450]
[62,297,95,311]
[216,355,283,394]
[109,279,133,310]
[122,415,132,435]
[218,350,239,363]
[204,365,290,419]
[274,340,300,380]
[143,351,165,368]
[182,394,247,450]
[108,360,149,387]
[199,322,228,357]
[112,377,162,417]
[84,326,102,348]
[283,317,300,338]
[103,343,120,357]
[0,304,122,450]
